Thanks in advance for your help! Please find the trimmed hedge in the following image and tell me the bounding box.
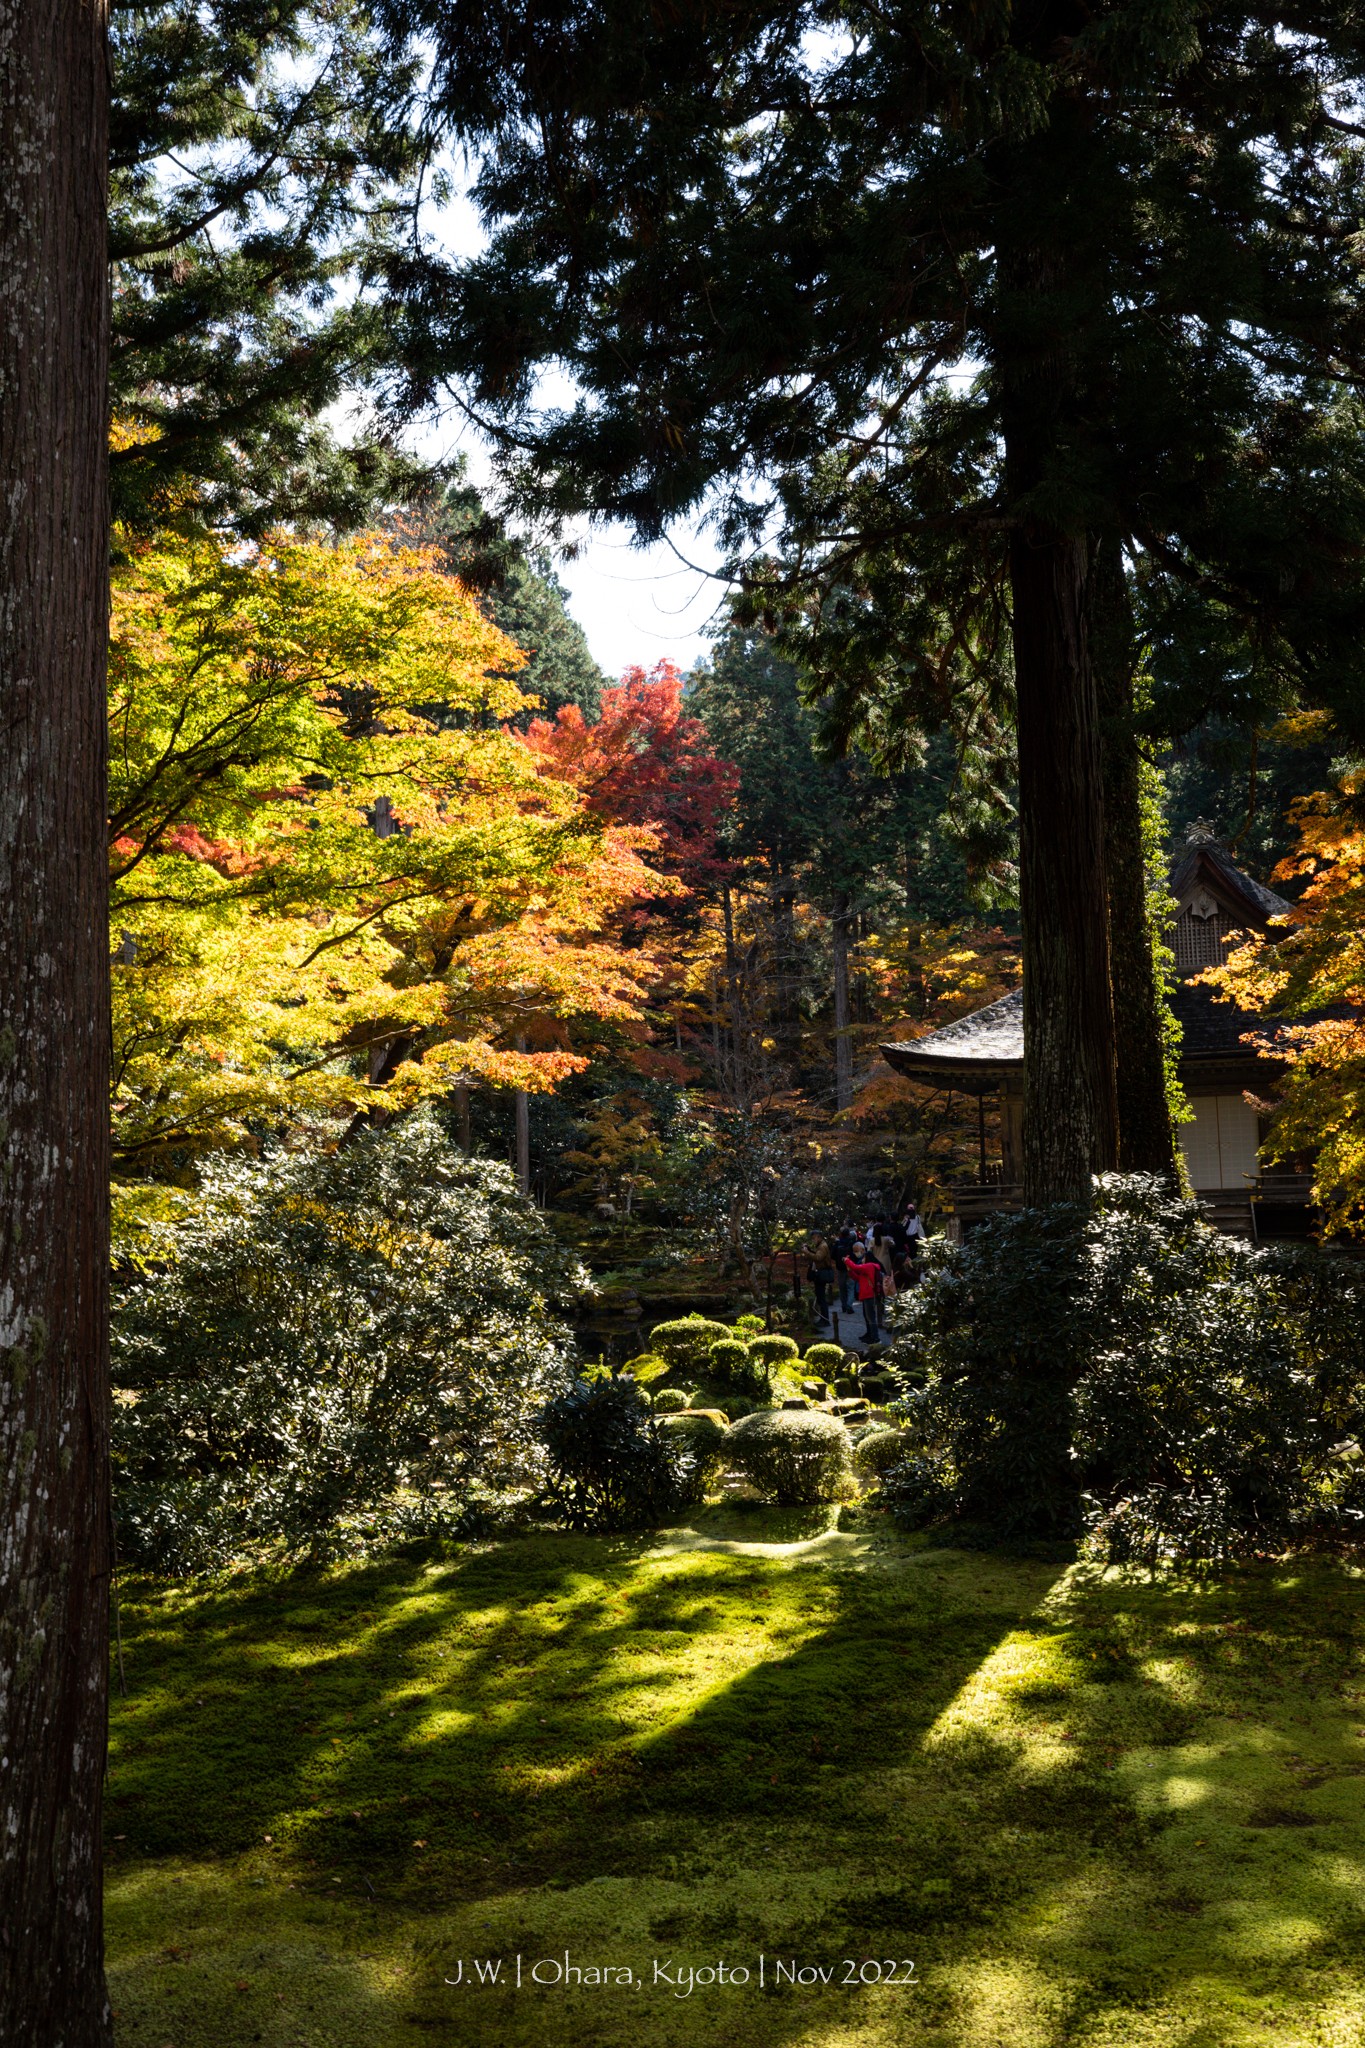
[748,1333,800,1368]
[724,1409,854,1506]
[853,1426,908,1479]
[651,1387,691,1413]
[649,1316,734,1372]
[803,1342,847,1376]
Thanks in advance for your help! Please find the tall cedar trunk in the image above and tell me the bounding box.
[1009,524,1119,1201]
[831,893,854,1112]
[998,81,1119,1204]
[0,4,113,2043]
[1091,537,1179,1174]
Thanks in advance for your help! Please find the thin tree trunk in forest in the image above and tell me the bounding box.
[832,893,854,1112]
[1091,536,1178,1176]
[514,1036,531,1197]
[0,5,113,2042]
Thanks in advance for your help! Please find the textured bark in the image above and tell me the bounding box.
[1092,537,1178,1176]
[831,893,853,1113]
[998,66,1120,1206]
[0,4,113,2044]
[1009,523,1119,1202]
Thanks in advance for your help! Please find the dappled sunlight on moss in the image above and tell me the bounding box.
[106,1529,1365,2046]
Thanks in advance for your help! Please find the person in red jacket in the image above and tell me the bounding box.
[843,1243,883,1344]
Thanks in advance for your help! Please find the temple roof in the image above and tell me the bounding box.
[1169,838,1294,925]
[880,838,1298,1091]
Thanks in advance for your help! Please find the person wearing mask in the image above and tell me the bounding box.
[843,1242,883,1344]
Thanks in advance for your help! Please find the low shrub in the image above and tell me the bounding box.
[733,1313,765,1335]
[649,1316,734,1374]
[724,1409,854,1506]
[803,1342,846,1376]
[542,1377,707,1530]
[651,1387,691,1414]
[707,1336,769,1398]
[623,1353,670,1385]
[749,1332,800,1368]
[658,1409,729,1486]
[853,1426,908,1479]
[884,1174,1365,1562]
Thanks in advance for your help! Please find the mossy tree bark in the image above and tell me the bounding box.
[0,3,113,2042]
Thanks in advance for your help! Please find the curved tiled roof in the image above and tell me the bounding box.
[880,843,1300,1088]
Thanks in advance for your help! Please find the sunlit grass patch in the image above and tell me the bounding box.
[106,1528,1365,2047]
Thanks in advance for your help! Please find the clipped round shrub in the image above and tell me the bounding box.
[803,1342,846,1377]
[854,1426,909,1479]
[649,1316,734,1374]
[724,1409,854,1506]
[658,1409,729,1486]
[542,1377,707,1530]
[651,1387,691,1414]
[624,1352,670,1385]
[708,1336,770,1399]
[707,1338,753,1383]
[748,1332,800,1368]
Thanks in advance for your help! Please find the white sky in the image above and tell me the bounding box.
[403,181,735,682]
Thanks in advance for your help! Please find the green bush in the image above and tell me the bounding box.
[803,1342,847,1376]
[748,1332,800,1367]
[623,1352,670,1385]
[658,1409,729,1487]
[707,1337,752,1382]
[649,1316,735,1373]
[651,1387,691,1414]
[112,1110,581,1573]
[885,1174,1365,1562]
[853,1426,908,1479]
[733,1313,765,1335]
[542,1376,707,1531]
[724,1409,854,1506]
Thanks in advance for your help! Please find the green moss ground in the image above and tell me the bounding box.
[107,1510,1365,2047]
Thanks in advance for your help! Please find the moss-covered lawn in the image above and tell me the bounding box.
[106,1510,1365,2047]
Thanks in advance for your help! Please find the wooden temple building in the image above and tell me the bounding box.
[880,827,1314,1240]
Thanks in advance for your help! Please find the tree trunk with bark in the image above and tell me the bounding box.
[1091,535,1179,1175]
[998,103,1120,1205]
[831,893,854,1113]
[0,4,113,2042]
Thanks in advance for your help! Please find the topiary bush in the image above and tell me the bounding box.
[885,1174,1365,1562]
[112,1109,581,1573]
[651,1387,691,1414]
[724,1409,854,1506]
[803,1342,846,1377]
[658,1409,729,1488]
[542,1376,709,1530]
[707,1336,769,1398]
[649,1316,735,1374]
[853,1426,908,1479]
[748,1332,800,1368]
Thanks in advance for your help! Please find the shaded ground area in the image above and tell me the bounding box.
[106,1513,1365,2047]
